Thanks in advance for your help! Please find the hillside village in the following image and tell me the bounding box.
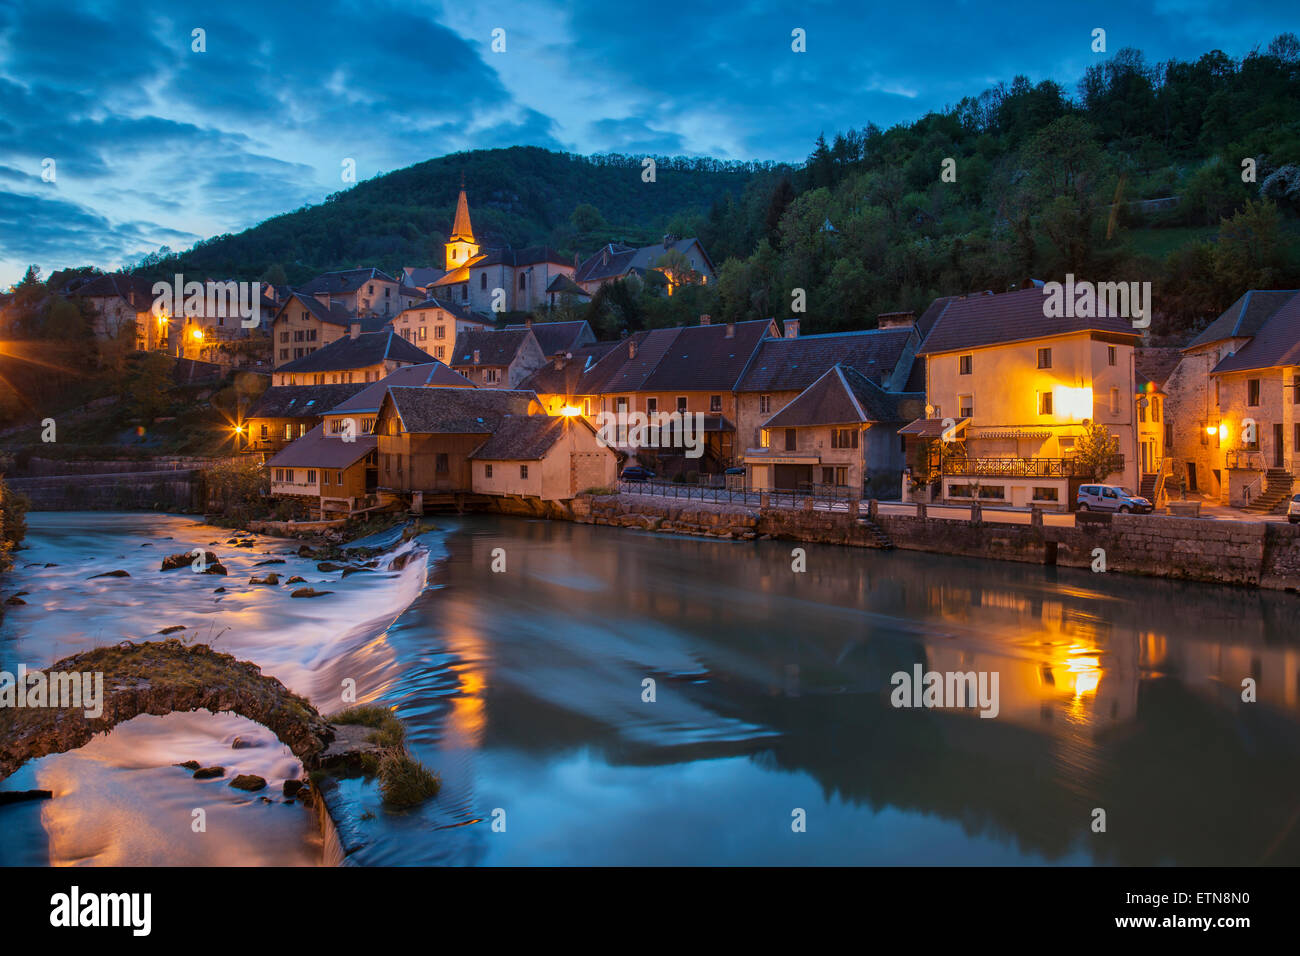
[3,183,1299,524]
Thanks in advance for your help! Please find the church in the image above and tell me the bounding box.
[429,183,577,315]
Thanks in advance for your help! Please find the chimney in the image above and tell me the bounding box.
[725,322,735,339]
[628,340,637,359]
[472,349,481,364]
[525,318,532,328]
[699,314,711,326]
[553,355,564,370]
[784,320,800,339]
[349,320,361,339]
[876,311,916,330]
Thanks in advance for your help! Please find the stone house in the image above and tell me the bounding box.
[272,325,435,386]
[392,297,493,363]
[450,328,547,388]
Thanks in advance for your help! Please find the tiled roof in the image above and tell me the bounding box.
[400,297,487,323]
[383,386,540,433]
[329,363,475,414]
[1186,290,1300,350]
[763,365,924,428]
[1212,294,1300,374]
[73,273,156,306]
[545,274,587,296]
[452,329,536,367]
[575,238,713,284]
[278,291,362,327]
[503,320,593,356]
[518,343,620,395]
[469,414,570,460]
[247,383,367,419]
[638,319,774,391]
[917,288,1138,355]
[297,268,396,295]
[737,329,913,392]
[402,266,445,288]
[277,329,434,374]
[268,424,376,469]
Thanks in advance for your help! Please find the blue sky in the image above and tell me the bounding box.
[0,0,1292,287]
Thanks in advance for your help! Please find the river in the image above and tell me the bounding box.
[3,511,1299,866]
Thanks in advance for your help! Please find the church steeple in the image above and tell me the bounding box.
[445,176,479,270]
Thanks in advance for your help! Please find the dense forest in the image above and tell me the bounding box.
[11,35,1300,354]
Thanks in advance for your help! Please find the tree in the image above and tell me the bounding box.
[570,203,606,233]
[1076,421,1122,481]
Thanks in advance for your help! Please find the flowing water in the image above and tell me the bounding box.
[3,511,1300,866]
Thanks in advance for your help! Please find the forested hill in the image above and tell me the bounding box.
[146,148,788,285]
[122,35,1300,342]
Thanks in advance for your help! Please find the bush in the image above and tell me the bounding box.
[204,456,270,521]
[0,479,29,573]
[377,750,441,808]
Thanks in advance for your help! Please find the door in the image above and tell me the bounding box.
[1274,424,1284,468]
[774,464,812,490]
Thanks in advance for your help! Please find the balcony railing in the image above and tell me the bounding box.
[942,456,1124,478]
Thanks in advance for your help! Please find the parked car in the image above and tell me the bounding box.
[1076,484,1154,514]
[723,467,746,476]
[620,466,656,482]
[1288,493,1300,524]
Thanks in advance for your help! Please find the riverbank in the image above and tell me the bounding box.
[570,494,1300,591]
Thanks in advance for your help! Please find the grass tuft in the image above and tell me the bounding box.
[377,749,441,808]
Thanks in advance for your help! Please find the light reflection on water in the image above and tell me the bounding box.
[4,512,1300,866]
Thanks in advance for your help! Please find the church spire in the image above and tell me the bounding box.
[451,177,473,242]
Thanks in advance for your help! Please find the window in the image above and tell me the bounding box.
[677,397,688,413]
[831,428,858,449]
[432,346,442,359]
[760,429,771,448]
[1107,346,1116,366]
[299,423,307,437]
[646,397,658,414]
[283,469,294,483]
[274,468,283,482]
[280,332,289,343]
[436,453,448,474]
[480,274,487,290]
[959,354,972,375]
[1109,388,1120,414]
[710,395,722,412]
[959,394,973,418]
[368,284,374,294]
[1138,400,1147,422]
[435,325,445,339]
[307,329,317,341]
[759,394,771,414]
[485,464,493,478]
[1038,391,1053,415]
[1037,347,1052,369]
[978,485,1006,499]
[279,349,288,360]
[485,369,499,384]
[336,471,343,484]
[1032,487,1059,502]
[1248,379,1260,406]
[1152,397,1161,423]
[520,464,529,479]
[519,274,527,290]
[284,423,292,440]
[949,484,973,498]
[306,470,316,484]
[259,424,268,438]
[784,428,797,451]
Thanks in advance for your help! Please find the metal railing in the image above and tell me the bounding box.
[942,456,1123,478]
[618,480,861,510]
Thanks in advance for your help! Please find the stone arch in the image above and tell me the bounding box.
[0,640,334,782]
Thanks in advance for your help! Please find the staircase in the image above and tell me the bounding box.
[1139,473,1158,501]
[1243,468,1295,514]
[857,516,895,549]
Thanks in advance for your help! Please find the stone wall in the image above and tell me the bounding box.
[574,494,1300,592]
